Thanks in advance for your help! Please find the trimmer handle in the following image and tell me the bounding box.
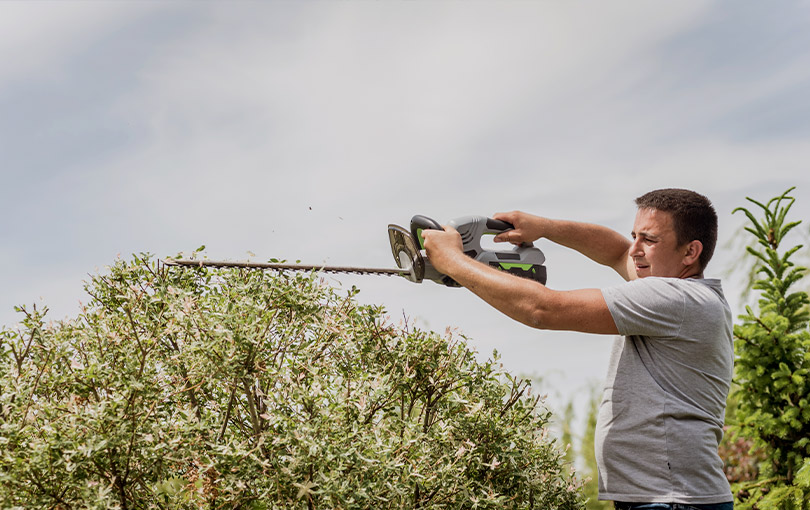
[411,215,516,248]
[483,217,514,233]
[411,214,444,249]
[410,215,461,287]
[481,217,532,248]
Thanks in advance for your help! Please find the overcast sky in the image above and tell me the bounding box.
[3,1,810,420]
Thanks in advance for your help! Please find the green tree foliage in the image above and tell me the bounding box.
[718,387,766,486]
[578,389,610,510]
[550,385,608,510]
[731,187,810,509]
[0,254,583,509]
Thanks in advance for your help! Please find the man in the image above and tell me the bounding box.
[421,189,734,510]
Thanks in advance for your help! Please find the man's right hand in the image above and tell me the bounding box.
[492,211,545,245]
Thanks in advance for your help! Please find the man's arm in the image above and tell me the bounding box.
[492,211,635,281]
[421,226,619,335]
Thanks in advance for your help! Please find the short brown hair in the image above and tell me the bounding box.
[635,188,718,271]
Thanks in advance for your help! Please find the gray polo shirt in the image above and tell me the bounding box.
[597,277,734,504]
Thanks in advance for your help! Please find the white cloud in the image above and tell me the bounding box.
[0,2,163,86]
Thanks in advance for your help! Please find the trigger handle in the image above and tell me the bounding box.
[485,218,514,233]
[485,217,532,247]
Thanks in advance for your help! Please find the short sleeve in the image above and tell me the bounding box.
[600,278,686,338]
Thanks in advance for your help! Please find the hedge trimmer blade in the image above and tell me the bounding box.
[162,258,415,278]
[164,223,425,283]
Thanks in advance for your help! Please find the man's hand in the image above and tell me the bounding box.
[420,226,464,276]
[492,211,545,245]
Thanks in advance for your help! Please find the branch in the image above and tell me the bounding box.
[218,377,239,442]
[242,377,261,436]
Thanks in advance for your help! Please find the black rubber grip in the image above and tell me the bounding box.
[411,215,442,249]
[411,215,443,231]
[485,218,514,233]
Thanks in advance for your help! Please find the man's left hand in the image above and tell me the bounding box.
[420,226,464,276]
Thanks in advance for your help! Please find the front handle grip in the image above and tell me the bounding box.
[411,215,443,249]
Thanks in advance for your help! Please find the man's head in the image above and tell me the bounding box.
[631,189,718,277]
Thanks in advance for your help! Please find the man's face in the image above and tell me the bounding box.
[630,208,689,278]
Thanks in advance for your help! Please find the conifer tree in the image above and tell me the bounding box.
[731,187,810,509]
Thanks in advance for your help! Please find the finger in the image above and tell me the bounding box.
[492,212,511,222]
[493,232,510,243]
[420,230,432,247]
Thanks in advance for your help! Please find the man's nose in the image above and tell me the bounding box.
[630,239,644,257]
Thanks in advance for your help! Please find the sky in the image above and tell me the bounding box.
[2,1,810,426]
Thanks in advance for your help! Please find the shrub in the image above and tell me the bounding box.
[0,253,583,509]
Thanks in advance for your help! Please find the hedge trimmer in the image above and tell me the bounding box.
[163,215,547,287]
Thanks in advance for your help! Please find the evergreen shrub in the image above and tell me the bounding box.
[731,188,810,509]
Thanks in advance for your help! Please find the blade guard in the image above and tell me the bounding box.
[401,215,547,287]
[387,224,424,283]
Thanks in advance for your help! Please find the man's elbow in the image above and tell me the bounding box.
[516,286,571,330]
[525,303,560,330]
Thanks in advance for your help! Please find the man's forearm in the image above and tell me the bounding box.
[541,218,631,270]
[443,253,549,328]
[493,211,631,278]
[438,251,618,334]
[420,224,620,334]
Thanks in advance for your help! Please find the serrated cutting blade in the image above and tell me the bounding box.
[162,258,414,278]
[163,223,425,282]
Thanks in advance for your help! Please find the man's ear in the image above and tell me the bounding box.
[683,240,703,266]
